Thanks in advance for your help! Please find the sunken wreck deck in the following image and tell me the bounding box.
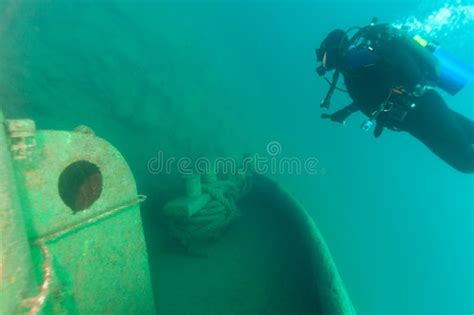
[150,175,355,315]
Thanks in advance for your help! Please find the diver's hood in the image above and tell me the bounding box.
[316,29,349,73]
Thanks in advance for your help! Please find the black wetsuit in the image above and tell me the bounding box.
[341,37,474,173]
[400,91,474,173]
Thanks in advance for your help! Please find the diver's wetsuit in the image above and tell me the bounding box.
[341,37,474,173]
[400,91,474,173]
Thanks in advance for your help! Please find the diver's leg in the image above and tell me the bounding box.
[401,90,474,173]
[452,111,474,144]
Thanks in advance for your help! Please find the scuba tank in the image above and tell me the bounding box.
[412,34,474,95]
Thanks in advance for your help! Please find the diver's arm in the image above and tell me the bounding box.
[321,102,359,124]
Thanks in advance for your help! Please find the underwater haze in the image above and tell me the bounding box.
[1,0,473,314]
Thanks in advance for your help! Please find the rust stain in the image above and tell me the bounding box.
[25,170,42,189]
[9,274,16,284]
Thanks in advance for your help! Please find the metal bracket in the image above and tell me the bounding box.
[5,119,37,160]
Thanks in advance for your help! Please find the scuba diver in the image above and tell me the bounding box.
[315,18,474,173]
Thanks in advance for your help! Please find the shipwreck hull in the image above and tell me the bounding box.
[152,174,355,315]
[0,111,354,314]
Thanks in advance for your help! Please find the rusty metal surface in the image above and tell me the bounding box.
[17,130,135,238]
[3,123,155,314]
[0,112,36,315]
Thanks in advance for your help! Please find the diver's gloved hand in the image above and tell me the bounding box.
[321,103,359,124]
[374,121,384,138]
[412,84,426,97]
[321,112,348,124]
